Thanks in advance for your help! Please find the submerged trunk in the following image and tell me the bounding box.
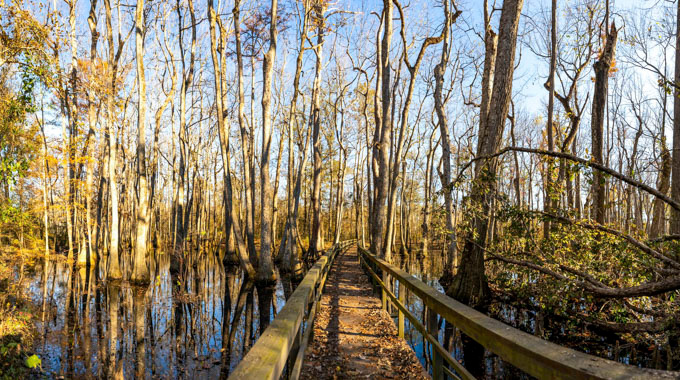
[209,0,255,277]
[104,0,122,281]
[234,0,257,265]
[131,0,150,285]
[257,0,279,284]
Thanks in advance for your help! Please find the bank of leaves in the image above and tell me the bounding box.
[486,203,679,367]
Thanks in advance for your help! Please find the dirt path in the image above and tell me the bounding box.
[300,245,428,380]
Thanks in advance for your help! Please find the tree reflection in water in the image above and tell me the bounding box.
[27,251,284,379]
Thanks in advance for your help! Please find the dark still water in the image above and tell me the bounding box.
[25,253,288,379]
[21,248,674,379]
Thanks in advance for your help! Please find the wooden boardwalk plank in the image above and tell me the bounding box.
[300,245,428,380]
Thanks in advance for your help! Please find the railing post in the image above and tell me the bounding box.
[381,272,387,310]
[286,312,303,379]
[398,280,405,339]
[427,306,442,380]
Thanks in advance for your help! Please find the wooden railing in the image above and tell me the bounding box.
[228,240,355,380]
[357,246,680,380]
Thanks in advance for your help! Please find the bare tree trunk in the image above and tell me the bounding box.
[175,0,197,256]
[421,133,437,257]
[278,0,309,273]
[208,0,255,277]
[449,0,523,310]
[233,0,257,265]
[432,0,458,275]
[64,0,78,263]
[257,0,279,284]
[544,0,557,239]
[309,2,326,257]
[40,118,50,261]
[385,2,448,260]
[80,0,98,269]
[590,22,617,225]
[131,0,150,284]
[651,138,671,238]
[104,0,122,280]
[671,0,680,234]
[371,0,393,260]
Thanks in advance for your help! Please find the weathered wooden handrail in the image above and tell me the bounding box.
[228,240,355,380]
[357,246,680,380]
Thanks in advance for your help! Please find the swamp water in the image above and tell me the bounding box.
[24,252,289,379]
[20,248,671,379]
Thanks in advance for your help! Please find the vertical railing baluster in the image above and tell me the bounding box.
[382,272,387,310]
[427,307,442,380]
[398,280,405,339]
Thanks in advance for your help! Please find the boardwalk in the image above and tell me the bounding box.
[229,242,679,380]
[300,246,427,380]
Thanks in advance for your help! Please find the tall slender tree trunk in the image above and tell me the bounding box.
[590,22,617,225]
[104,0,122,280]
[208,0,255,277]
[175,0,196,257]
[432,1,458,275]
[257,0,279,284]
[671,0,680,234]
[449,0,523,309]
[40,121,50,261]
[279,2,309,272]
[309,3,326,257]
[421,134,436,257]
[448,2,523,376]
[651,138,671,238]
[233,0,257,265]
[371,0,393,260]
[544,0,557,239]
[81,0,98,269]
[131,0,150,284]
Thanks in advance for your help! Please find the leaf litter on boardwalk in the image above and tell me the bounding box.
[300,246,428,380]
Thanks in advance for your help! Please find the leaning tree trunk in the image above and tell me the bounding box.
[448,2,522,377]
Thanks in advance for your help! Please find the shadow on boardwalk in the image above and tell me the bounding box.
[300,245,428,380]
